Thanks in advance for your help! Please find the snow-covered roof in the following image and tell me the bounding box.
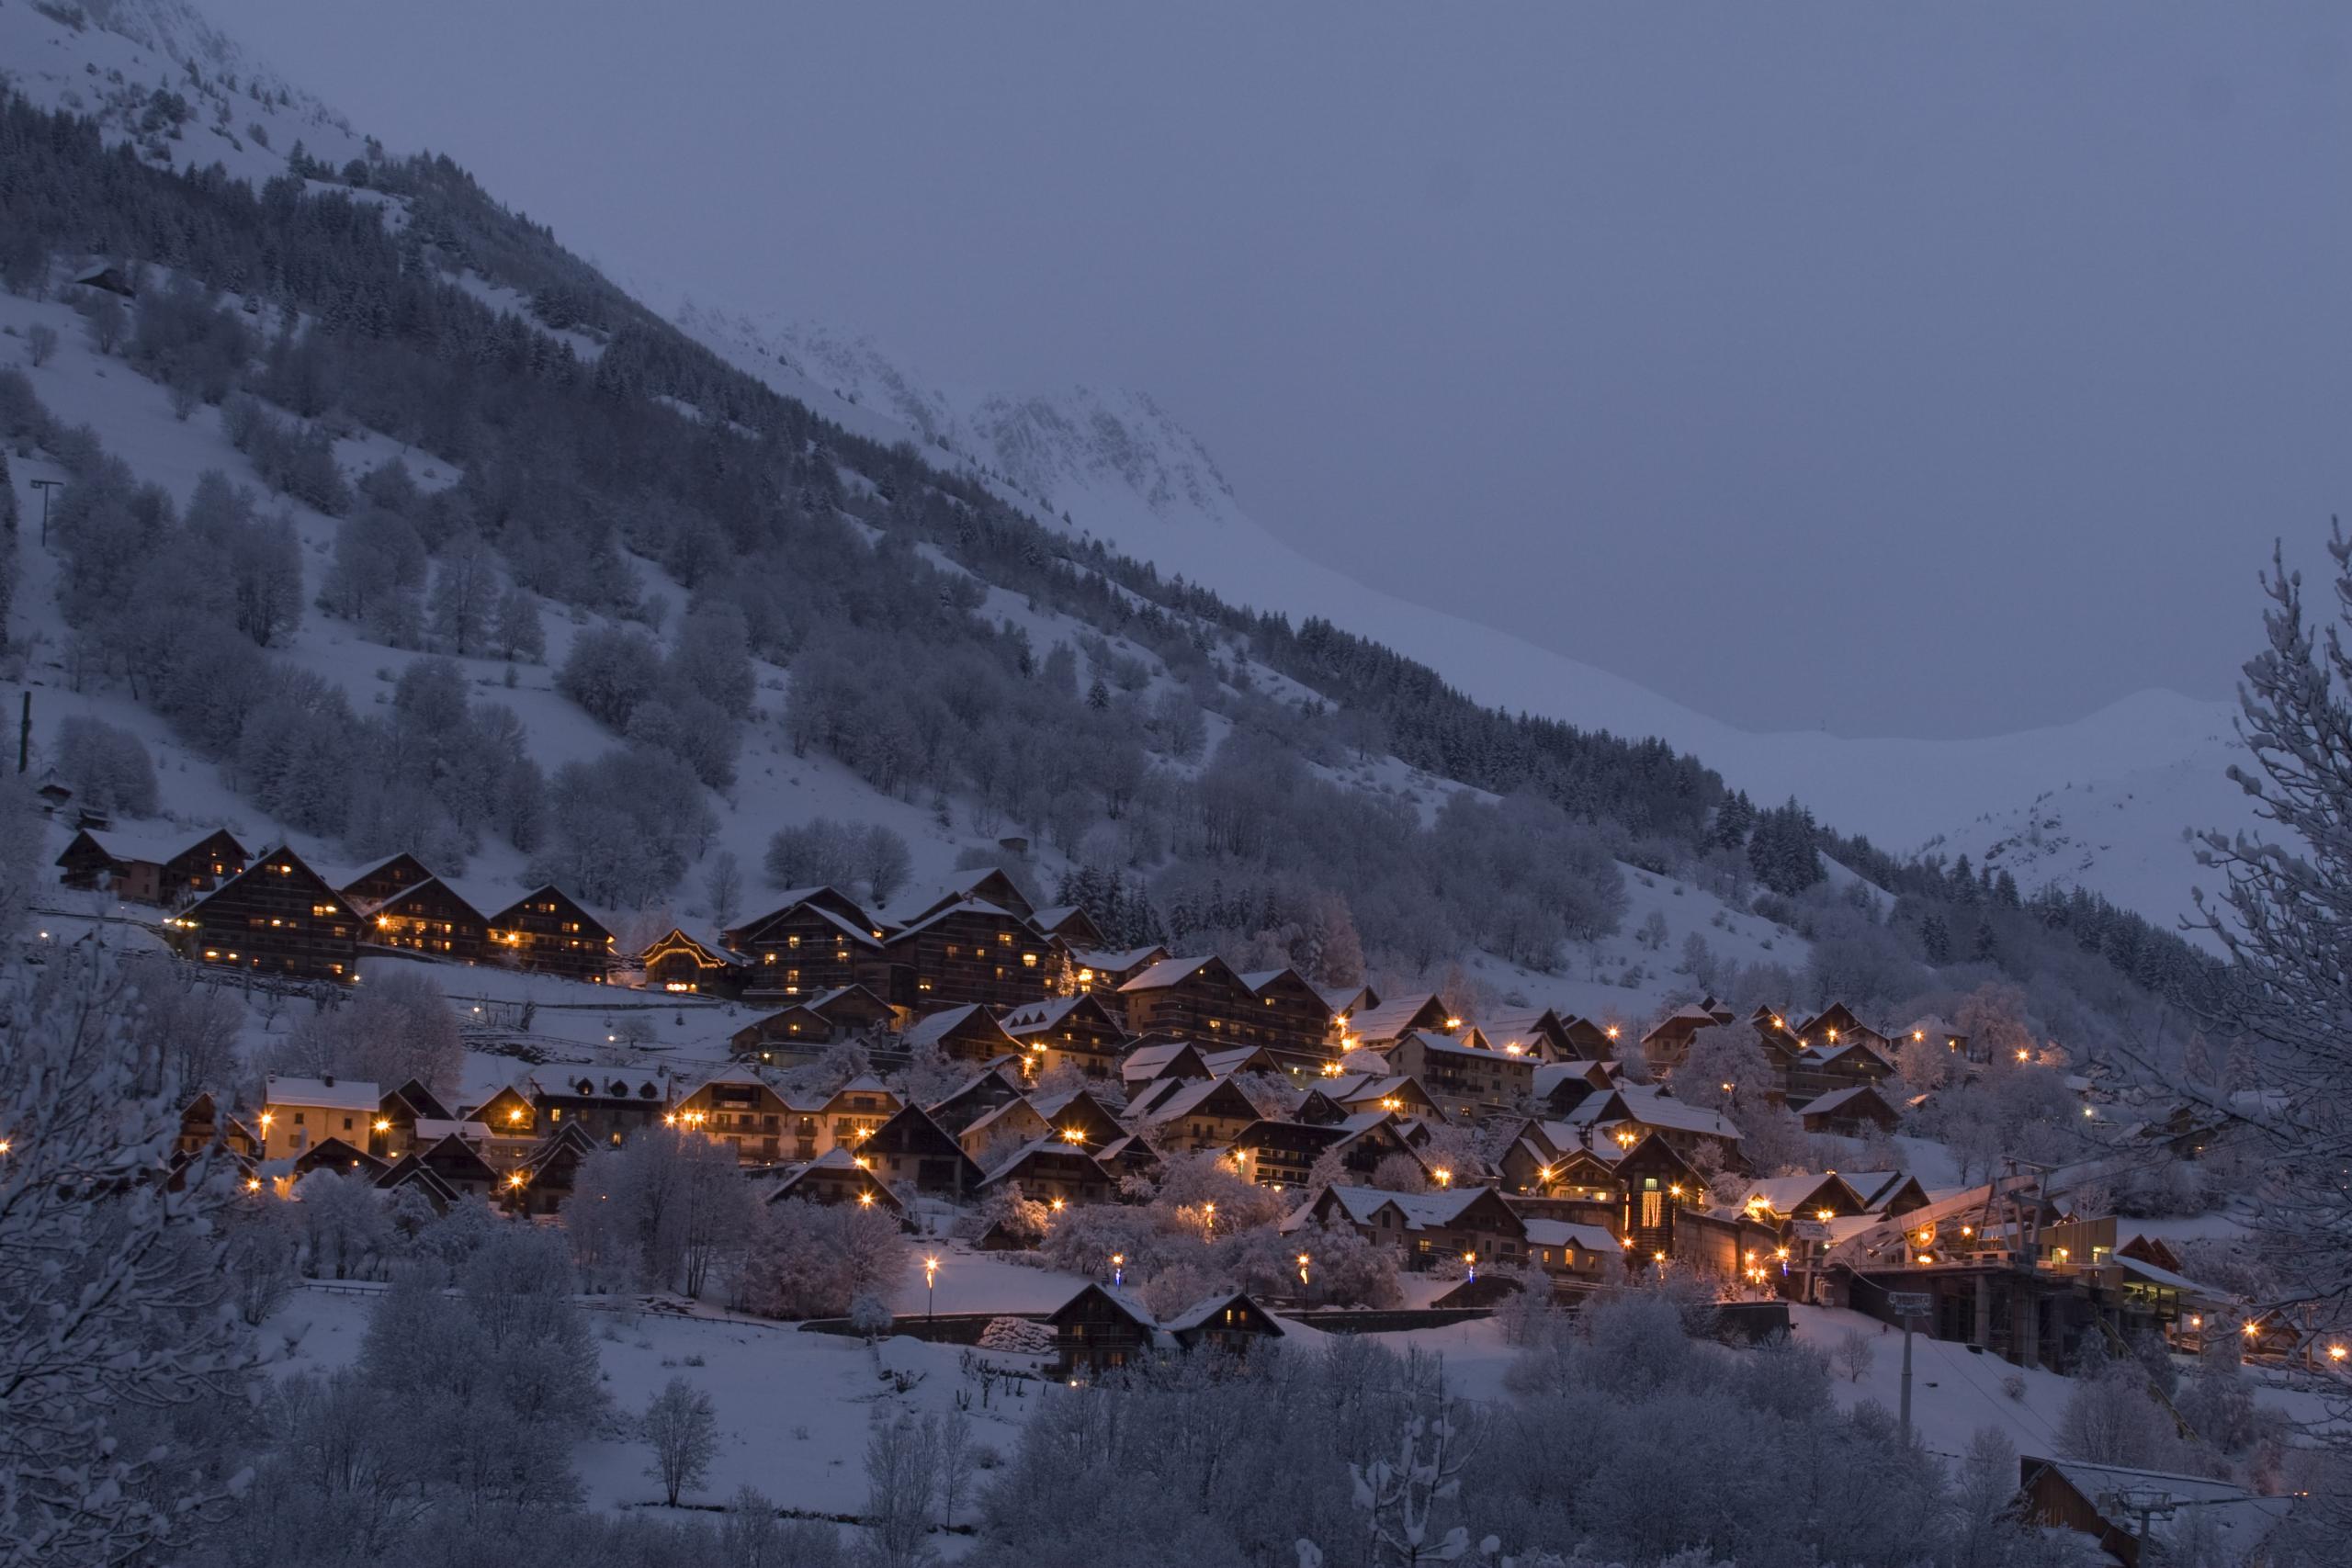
[999,995,1107,1036]
[1117,955,1219,993]
[903,1004,994,1050]
[1616,1086,1742,1141]
[1295,1183,1498,1234]
[1069,945,1167,973]
[2105,1253,2225,1301]
[888,897,1026,942]
[1158,1290,1283,1336]
[1743,1174,1857,1214]
[1798,1085,1892,1119]
[1344,995,1444,1041]
[264,1075,380,1112]
[1398,1030,1514,1063]
[2029,1458,2286,1553]
[1128,1075,1251,1123]
[69,824,243,865]
[1120,1041,1199,1082]
[1521,1219,1623,1254]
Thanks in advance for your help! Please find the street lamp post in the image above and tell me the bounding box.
[1111,1252,1125,1288]
[1296,1251,1311,1303]
[28,478,61,546]
[923,1255,939,1325]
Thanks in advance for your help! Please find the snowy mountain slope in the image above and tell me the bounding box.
[662,308,2256,925]
[0,0,368,187]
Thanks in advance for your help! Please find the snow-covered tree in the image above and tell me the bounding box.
[643,1377,719,1507]
[0,950,257,1565]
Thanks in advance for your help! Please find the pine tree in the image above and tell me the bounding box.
[1086,676,1111,711]
[1971,918,1998,964]
[1920,911,1951,964]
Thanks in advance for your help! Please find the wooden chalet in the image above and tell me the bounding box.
[1125,1073,1263,1152]
[1047,1284,1162,1377]
[1119,1037,1222,1089]
[859,1103,983,1196]
[977,1138,1120,1207]
[1639,997,1735,1073]
[879,897,1050,1010]
[375,1078,454,1156]
[1794,1001,1894,1057]
[467,1079,542,1137]
[726,887,889,1003]
[1478,1008,1578,1064]
[474,883,614,982]
[1613,1134,1711,1261]
[904,1002,1023,1064]
[1027,1088,1131,1150]
[761,1147,904,1213]
[1521,1218,1624,1286]
[1116,954,1262,1046]
[1532,1060,1620,1118]
[507,1121,597,1215]
[379,1129,503,1203]
[57,826,247,905]
[924,1062,1029,1136]
[1740,1172,1872,1228]
[1287,1183,1532,1272]
[362,876,489,963]
[1340,993,1452,1050]
[890,867,1038,927]
[1160,1291,1285,1358]
[1316,981,1378,1021]
[1227,1111,1418,1190]
[1785,1041,1896,1107]
[289,1136,389,1182]
[336,852,437,910]
[1499,1131,1624,1202]
[181,848,363,982]
[730,985,899,1061]
[172,1091,260,1183]
[1301,1072,1443,1125]
[531,1068,673,1146]
[2018,1457,2285,1568]
[1557,1013,1623,1060]
[1028,903,1107,950]
[959,1096,1054,1167]
[999,993,1128,1079]
[1840,1170,1932,1216]
[1235,966,1341,1060]
[639,923,751,995]
[1901,1014,1973,1062]
[1798,1083,1901,1135]
[1385,1031,1533,1123]
[1067,944,1170,997]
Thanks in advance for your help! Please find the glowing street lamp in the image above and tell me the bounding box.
[1297,1251,1311,1291]
[1463,1250,1476,1283]
[1111,1252,1125,1287]
[1432,1168,1453,1188]
[1204,1201,1216,1239]
[923,1255,940,1324]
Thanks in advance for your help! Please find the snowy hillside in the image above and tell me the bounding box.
[0,0,368,186]
[664,308,2254,926]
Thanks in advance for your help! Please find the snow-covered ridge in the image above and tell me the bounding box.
[665,305,2254,926]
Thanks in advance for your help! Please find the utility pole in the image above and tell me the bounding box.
[16,691,28,775]
[28,478,61,546]
[1887,1291,1931,1444]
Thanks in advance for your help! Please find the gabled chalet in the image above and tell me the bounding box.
[290,1136,388,1182]
[1234,966,1340,1060]
[173,1091,260,1172]
[472,883,614,982]
[375,1078,454,1156]
[924,1062,1029,1136]
[57,826,247,905]
[1286,1183,1530,1271]
[508,1121,597,1214]
[639,922,752,995]
[1027,1088,1130,1148]
[468,1079,541,1137]
[1316,981,1379,1020]
[1125,1073,1263,1152]
[261,1074,381,1160]
[1558,1014,1623,1060]
[1793,1002,1895,1065]
[1901,1015,1973,1061]
[882,897,1049,1010]
[1119,1038,1217,1089]
[1498,1126,1622,1201]
[1610,1084,1746,1168]
[1340,993,1452,1049]
[762,1146,903,1213]
[181,848,363,981]
[1227,1111,1419,1190]
[362,876,490,963]
[671,1067,796,1164]
[335,852,437,910]
[1840,1170,1932,1216]
[2018,1456,2285,1567]
[1532,1059,1620,1117]
[1740,1172,1871,1227]
[729,984,899,1061]
[1478,1008,1578,1064]
[1785,1040,1896,1107]
[1068,944,1170,996]
[726,887,888,1003]
[1614,1133,1711,1260]
[888,867,1037,928]
[1160,1291,1284,1358]
[1028,904,1107,950]
[1116,954,1261,1045]
[976,1137,1120,1207]
[959,1095,1053,1167]
[1385,1031,1532,1123]
[859,1103,983,1196]
[1000,993,1129,1079]
[904,1003,1022,1064]
[1046,1283,1161,1377]
[1798,1083,1901,1135]
[1638,997,1733,1072]
[532,1069,672,1146]
[781,1076,903,1163]
[1521,1218,1624,1286]
[1302,1072,1443,1125]
[379,1129,503,1202]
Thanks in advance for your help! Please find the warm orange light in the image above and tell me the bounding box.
[373,1119,390,1134]
[2189,1314,2202,1329]
[2244,1321,2260,1338]
[1062,1128,1086,1145]
[1815,1208,1834,1223]
[243,1177,261,1192]
[1606,1026,1620,1040]
[507,1108,524,1124]
[2016,1048,2030,1062]
[1913,1031,1924,1042]
[858,1191,874,1207]
[506,1171,526,1189]
[1444,1017,1463,1031]
[1050,1196,1065,1212]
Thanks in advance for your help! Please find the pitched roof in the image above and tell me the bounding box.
[1117,954,1222,993]
[1799,1085,1894,1119]
[1069,945,1169,974]
[1295,1183,1504,1234]
[1159,1290,1283,1336]
[1521,1219,1623,1254]
[62,824,245,867]
[904,1004,1011,1051]
[1120,1041,1204,1082]
[1343,994,1448,1042]
[264,1075,381,1112]
[1615,1086,1742,1142]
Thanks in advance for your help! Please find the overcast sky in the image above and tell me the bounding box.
[209,2,2352,739]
